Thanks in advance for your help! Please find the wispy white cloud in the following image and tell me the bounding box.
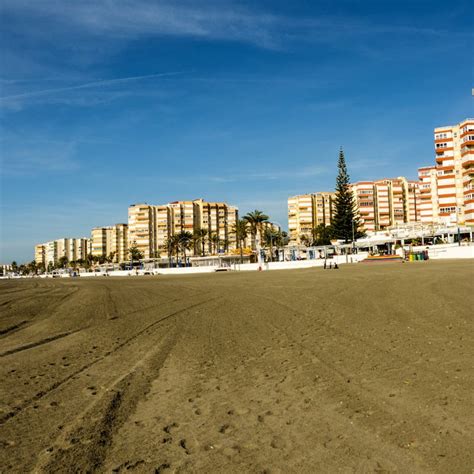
[4,0,467,55]
[0,71,187,107]
[1,0,279,48]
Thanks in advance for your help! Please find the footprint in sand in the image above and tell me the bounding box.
[219,424,232,434]
[85,386,97,396]
[179,439,191,455]
[163,422,179,434]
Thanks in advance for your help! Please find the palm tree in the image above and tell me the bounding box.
[176,231,193,265]
[164,235,179,267]
[232,219,249,263]
[243,210,269,250]
[84,254,94,270]
[209,232,220,255]
[27,260,37,275]
[193,228,208,256]
[221,238,229,253]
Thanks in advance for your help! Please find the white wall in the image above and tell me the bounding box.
[70,254,369,277]
[412,243,474,259]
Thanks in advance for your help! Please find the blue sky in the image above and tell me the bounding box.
[0,0,472,262]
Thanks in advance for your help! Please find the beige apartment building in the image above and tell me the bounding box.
[91,224,128,262]
[351,177,420,233]
[128,199,239,259]
[35,244,46,266]
[113,224,129,262]
[194,199,238,252]
[288,192,335,244]
[35,237,90,266]
[91,227,114,258]
[128,205,159,259]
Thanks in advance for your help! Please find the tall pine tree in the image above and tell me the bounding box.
[332,148,362,242]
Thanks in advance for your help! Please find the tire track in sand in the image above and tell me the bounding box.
[0,296,216,425]
[35,328,182,473]
[0,329,83,357]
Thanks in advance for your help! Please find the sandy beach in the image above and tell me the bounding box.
[1,260,473,473]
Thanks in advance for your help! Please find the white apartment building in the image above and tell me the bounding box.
[418,118,474,226]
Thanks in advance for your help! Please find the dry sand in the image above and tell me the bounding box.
[0,260,473,473]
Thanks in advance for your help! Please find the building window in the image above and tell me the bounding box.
[439,207,456,213]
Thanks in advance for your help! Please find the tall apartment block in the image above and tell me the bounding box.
[128,199,239,259]
[128,205,160,259]
[418,166,439,223]
[351,177,420,232]
[463,123,474,224]
[194,199,238,252]
[34,244,46,266]
[288,192,335,244]
[34,237,90,266]
[418,119,474,225]
[91,224,129,262]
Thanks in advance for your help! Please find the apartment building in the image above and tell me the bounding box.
[34,244,46,267]
[91,224,129,261]
[128,199,239,259]
[91,227,114,258]
[462,122,474,224]
[418,166,439,223]
[194,199,239,252]
[418,119,474,225]
[156,205,171,253]
[128,205,159,259]
[113,224,129,262]
[168,200,197,235]
[35,237,90,266]
[64,238,89,262]
[351,177,420,233]
[288,192,335,244]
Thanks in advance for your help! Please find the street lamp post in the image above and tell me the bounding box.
[256,230,263,270]
[351,219,356,254]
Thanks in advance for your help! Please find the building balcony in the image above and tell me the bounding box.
[462,156,474,167]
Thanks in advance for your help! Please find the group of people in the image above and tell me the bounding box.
[323,261,339,270]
